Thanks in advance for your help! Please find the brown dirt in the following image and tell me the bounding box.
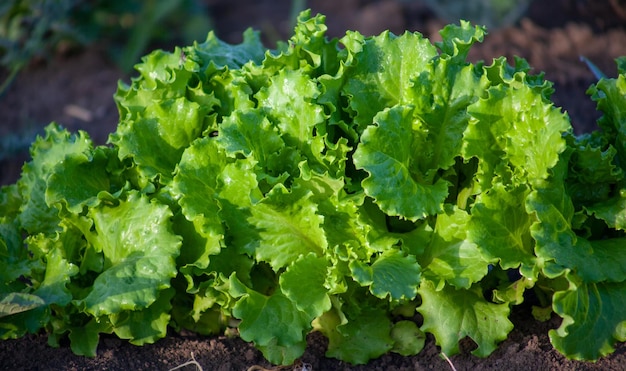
[2,1,626,370]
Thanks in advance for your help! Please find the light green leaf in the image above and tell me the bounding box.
[255,68,326,170]
[412,62,489,171]
[217,109,284,164]
[250,185,327,271]
[229,275,309,365]
[112,96,207,183]
[217,160,263,256]
[425,206,489,289]
[46,147,122,214]
[80,191,181,316]
[464,83,569,189]
[34,248,77,306]
[172,210,213,285]
[263,10,339,76]
[131,47,188,90]
[390,320,426,356]
[18,124,93,235]
[0,293,45,318]
[292,171,367,255]
[418,279,514,357]
[354,105,449,220]
[436,21,486,61]
[255,339,307,367]
[110,288,175,345]
[279,253,331,319]
[350,249,421,301]
[172,136,227,248]
[341,30,438,132]
[469,184,535,270]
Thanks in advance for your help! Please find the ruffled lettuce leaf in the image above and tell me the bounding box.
[78,191,181,317]
[528,184,626,283]
[469,183,536,272]
[341,30,438,133]
[172,136,227,249]
[46,146,124,214]
[229,274,311,365]
[313,300,393,365]
[424,206,489,289]
[418,279,514,357]
[354,105,449,220]
[18,124,93,235]
[249,184,327,271]
[588,73,626,167]
[464,81,569,190]
[350,249,421,301]
[551,277,626,360]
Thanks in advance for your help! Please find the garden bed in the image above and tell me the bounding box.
[2,1,626,370]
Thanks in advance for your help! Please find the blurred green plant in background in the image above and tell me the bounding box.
[0,0,536,97]
[416,0,533,29]
[0,0,213,94]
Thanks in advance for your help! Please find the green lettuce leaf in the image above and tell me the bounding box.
[588,74,626,167]
[112,96,207,184]
[68,318,113,357]
[7,11,626,366]
[418,279,514,357]
[188,28,265,71]
[0,247,76,338]
[249,185,327,271]
[341,30,437,132]
[229,274,310,365]
[79,191,181,316]
[255,68,326,173]
[469,183,535,271]
[354,105,449,220]
[0,214,34,297]
[279,253,331,319]
[172,136,227,249]
[551,277,626,360]
[390,320,426,356]
[110,288,175,345]
[424,206,489,289]
[464,81,569,190]
[413,25,489,173]
[0,293,45,318]
[216,160,263,257]
[263,10,340,77]
[350,249,421,301]
[528,185,626,283]
[18,124,93,235]
[46,146,124,214]
[313,302,393,365]
[585,190,626,231]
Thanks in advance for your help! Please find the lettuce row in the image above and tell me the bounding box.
[2,10,626,365]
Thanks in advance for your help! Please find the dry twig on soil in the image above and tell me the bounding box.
[169,352,203,371]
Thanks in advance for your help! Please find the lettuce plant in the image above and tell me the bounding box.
[2,10,626,365]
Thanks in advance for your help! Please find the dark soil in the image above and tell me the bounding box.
[2,1,626,370]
